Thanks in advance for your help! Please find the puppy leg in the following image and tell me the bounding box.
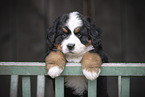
[81,52,102,80]
[45,51,66,78]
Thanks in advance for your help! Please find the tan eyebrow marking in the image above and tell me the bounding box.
[75,27,80,33]
[62,28,68,33]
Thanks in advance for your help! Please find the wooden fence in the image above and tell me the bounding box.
[0,62,145,97]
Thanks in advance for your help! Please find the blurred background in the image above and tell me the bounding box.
[0,0,145,97]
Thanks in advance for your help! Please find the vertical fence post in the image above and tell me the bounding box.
[121,76,130,97]
[55,77,64,97]
[88,80,97,97]
[22,76,31,97]
[10,75,18,97]
[118,76,130,97]
[37,75,45,97]
[118,76,121,97]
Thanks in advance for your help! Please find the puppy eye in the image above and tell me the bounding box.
[77,33,82,38]
[62,34,67,38]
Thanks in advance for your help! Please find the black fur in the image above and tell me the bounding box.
[78,14,102,49]
[46,12,109,97]
[46,14,69,50]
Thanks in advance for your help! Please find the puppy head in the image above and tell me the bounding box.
[46,12,102,55]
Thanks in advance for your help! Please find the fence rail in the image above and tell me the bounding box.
[0,62,145,97]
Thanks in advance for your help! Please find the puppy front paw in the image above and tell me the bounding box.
[45,51,66,78]
[81,52,102,80]
[48,66,64,78]
[83,69,101,80]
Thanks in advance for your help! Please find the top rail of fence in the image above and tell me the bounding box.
[0,62,145,76]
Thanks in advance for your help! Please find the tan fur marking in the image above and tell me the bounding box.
[75,27,80,33]
[63,28,68,33]
[85,40,92,47]
[57,45,62,51]
[45,51,66,71]
[54,44,62,51]
[81,52,102,72]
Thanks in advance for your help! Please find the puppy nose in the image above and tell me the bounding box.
[67,44,75,50]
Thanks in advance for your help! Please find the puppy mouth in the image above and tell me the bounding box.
[68,51,75,54]
[65,50,76,55]
[70,52,75,54]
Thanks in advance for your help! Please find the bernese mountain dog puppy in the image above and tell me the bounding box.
[45,12,109,97]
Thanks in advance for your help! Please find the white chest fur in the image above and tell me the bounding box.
[65,76,87,95]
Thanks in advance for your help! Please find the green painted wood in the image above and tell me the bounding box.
[55,77,64,97]
[37,75,45,97]
[88,80,97,97]
[0,62,145,97]
[118,76,121,97]
[121,77,130,97]
[22,76,31,97]
[10,75,18,97]
[0,62,145,76]
[0,63,46,75]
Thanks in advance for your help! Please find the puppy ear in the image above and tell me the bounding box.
[86,17,102,49]
[46,19,60,50]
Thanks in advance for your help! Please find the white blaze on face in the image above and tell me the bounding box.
[61,12,85,55]
[66,12,82,32]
